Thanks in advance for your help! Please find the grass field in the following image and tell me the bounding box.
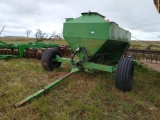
[0,38,160,119]
[129,40,160,50]
[0,37,67,45]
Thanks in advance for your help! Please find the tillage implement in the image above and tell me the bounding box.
[0,41,71,59]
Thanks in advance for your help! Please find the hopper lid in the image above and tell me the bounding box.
[81,11,105,18]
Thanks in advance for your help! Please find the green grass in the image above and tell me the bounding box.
[130,40,160,50]
[0,59,159,120]
[0,38,160,119]
[0,37,67,45]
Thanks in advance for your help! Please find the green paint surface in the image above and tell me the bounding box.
[63,12,131,62]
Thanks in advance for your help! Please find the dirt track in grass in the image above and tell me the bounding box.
[140,60,160,72]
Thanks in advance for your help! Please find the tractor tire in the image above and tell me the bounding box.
[115,57,134,91]
[41,49,62,71]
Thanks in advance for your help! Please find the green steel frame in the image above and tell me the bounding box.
[0,41,59,59]
[15,55,117,107]
[56,55,116,73]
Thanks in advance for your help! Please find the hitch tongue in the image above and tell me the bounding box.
[15,67,80,107]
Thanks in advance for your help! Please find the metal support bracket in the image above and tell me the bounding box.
[0,55,19,59]
[56,55,116,73]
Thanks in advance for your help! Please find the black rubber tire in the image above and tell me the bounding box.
[115,57,134,91]
[41,49,62,71]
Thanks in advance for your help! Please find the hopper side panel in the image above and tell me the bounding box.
[109,23,131,42]
[63,23,110,40]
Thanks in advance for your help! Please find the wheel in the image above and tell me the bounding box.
[41,49,62,71]
[115,57,134,91]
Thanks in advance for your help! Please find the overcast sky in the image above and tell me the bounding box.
[0,0,160,40]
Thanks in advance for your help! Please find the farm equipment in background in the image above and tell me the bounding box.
[0,40,72,59]
[0,25,72,59]
[127,42,160,63]
[0,41,57,59]
[125,0,160,61]
[15,12,139,107]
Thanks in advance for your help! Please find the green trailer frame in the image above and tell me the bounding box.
[15,56,116,107]
[15,54,139,107]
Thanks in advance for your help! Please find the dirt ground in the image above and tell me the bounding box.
[140,60,160,72]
